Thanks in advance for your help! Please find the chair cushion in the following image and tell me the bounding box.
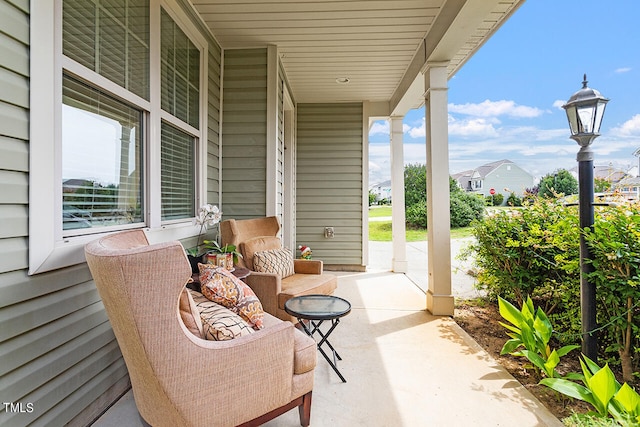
[253,248,295,278]
[189,290,255,340]
[179,287,203,338]
[278,273,338,310]
[198,264,265,329]
[293,328,317,375]
[240,236,281,270]
[261,313,316,375]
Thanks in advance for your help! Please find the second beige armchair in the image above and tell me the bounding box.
[220,217,337,323]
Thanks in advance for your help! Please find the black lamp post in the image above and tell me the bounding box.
[562,74,609,361]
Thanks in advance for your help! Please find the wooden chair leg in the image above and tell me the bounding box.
[298,391,312,426]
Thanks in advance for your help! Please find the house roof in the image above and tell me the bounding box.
[191,0,524,113]
[452,159,515,180]
[569,165,629,183]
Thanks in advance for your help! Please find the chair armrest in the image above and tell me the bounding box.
[294,259,323,275]
[244,272,281,317]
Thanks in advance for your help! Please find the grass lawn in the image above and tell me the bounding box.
[368,206,392,217]
[369,220,473,241]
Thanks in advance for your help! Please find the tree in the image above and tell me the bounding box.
[368,190,377,206]
[403,164,484,228]
[594,177,611,193]
[538,169,578,198]
[404,163,426,208]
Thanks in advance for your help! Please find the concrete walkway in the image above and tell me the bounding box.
[368,238,484,300]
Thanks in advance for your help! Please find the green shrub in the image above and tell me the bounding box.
[451,192,485,228]
[464,199,580,310]
[406,192,484,229]
[406,202,427,228]
[507,192,522,207]
[462,198,583,345]
[486,193,504,206]
[585,202,640,383]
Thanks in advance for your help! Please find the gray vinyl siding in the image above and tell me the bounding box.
[296,103,363,266]
[207,36,222,205]
[483,164,533,199]
[222,48,268,219]
[0,1,223,425]
[0,4,126,426]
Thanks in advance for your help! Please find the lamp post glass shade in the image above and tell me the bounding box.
[563,74,609,144]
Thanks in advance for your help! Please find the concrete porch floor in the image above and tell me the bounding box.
[92,269,562,427]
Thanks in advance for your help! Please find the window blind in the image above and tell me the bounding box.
[161,122,195,221]
[160,8,200,128]
[63,0,150,100]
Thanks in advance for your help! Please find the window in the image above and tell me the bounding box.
[62,74,144,235]
[30,1,207,274]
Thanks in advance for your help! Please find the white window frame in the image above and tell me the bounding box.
[29,0,208,274]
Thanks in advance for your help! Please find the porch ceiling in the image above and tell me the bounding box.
[191,0,524,111]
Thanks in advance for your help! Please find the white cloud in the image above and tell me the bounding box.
[552,100,565,109]
[407,117,425,138]
[369,121,389,135]
[448,99,544,118]
[448,117,499,138]
[611,114,640,137]
[615,67,632,73]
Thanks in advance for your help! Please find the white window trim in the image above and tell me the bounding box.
[29,0,208,274]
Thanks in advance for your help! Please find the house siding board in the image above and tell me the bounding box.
[0,101,29,140]
[0,135,28,172]
[297,103,363,266]
[0,205,27,239]
[0,66,29,108]
[222,48,268,220]
[0,1,223,425]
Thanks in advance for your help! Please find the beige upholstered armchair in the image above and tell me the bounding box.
[220,217,337,323]
[85,230,316,427]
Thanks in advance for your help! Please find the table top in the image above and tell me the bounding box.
[284,295,351,321]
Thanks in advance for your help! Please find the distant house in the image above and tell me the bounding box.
[452,159,534,200]
[569,164,629,183]
[370,180,391,202]
[613,176,640,200]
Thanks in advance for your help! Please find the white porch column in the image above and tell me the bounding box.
[390,116,407,273]
[424,62,454,316]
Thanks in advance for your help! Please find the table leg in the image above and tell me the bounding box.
[298,318,346,382]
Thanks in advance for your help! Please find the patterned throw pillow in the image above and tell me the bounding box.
[252,248,295,278]
[189,290,255,340]
[198,264,265,330]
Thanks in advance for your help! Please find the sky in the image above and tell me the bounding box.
[368,0,640,186]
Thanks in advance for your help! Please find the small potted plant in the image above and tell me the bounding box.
[185,204,222,272]
[203,240,243,271]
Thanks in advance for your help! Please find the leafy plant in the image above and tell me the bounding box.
[499,296,579,379]
[541,356,640,426]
